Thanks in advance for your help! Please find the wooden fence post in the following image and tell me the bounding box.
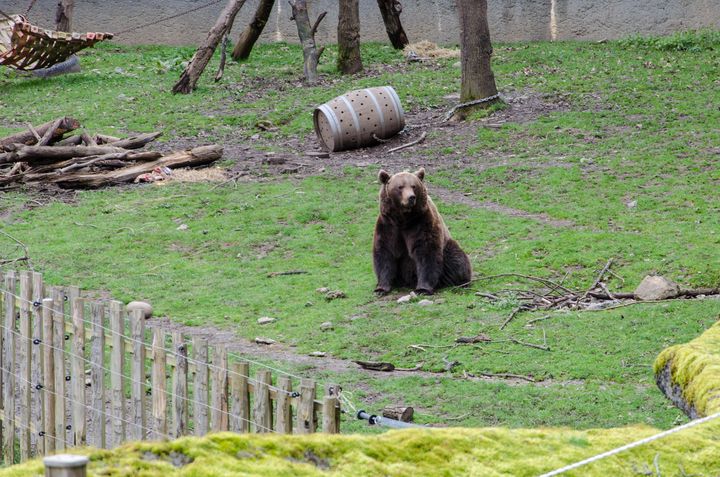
[229,362,249,432]
[31,272,45,455]
[51,288,66,450]
[210,345,228,432]
[42,298,56,453]
[172,332,188,438]
[130,309,146,441]
[192,337,209,436]
[109,301,125,446]
[18,272,32,459]
[296,379,316,434]
[322,394,339,433]
[4,271,17,464]
[253,370,272,433]
[89,302,105,448]
[151,328,167,440]
[71,298,86,447]
[275,376,293,434]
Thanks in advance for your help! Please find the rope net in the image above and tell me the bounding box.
[0,14,112,70]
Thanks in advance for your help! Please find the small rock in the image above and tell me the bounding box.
[316,287,330,293]
[585,300,621,310]
[418,299,434,306]
[306,151,330,159]
[176,223,188,231]
[127,301,153,319]
[397,292,417,304]
[320,321,334,331]
[257,316,276,325]
[634,275,680,301]
[255,337,276,345]
[325,290,346,301]
[309,351,326,357]
[626,200,637,209]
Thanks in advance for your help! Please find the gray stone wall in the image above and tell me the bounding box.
[3,0,719,46]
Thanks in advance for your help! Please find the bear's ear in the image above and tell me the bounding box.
[414,167,425,182]
[378,170,391,184]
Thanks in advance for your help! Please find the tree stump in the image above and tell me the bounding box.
[172,0,247,94]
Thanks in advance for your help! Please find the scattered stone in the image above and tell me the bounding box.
[236,451,256,459]
[634,275,680,301]
[255,337,276,345]
[626,199,637,209]
[455,334,492,344]
[397,292,417,304]
[325,290,346,301]
[176,223,188,231]
[316,287,330,293]
[418,299,434,306]
[169,451,194,468]
[320,321,334,331]
[585,300,621,310]
[306,151,330,158]
[127,301,153,319]
[263,156,287,165]
[309,351,326,357]
[257,316,276,325]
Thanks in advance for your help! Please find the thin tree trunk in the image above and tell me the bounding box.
[232,0,276,60]
[337,0,363,74]
[172,0,247,94]
[55,0,74,32]
[288,0,326,84]
[376,0,408,49]
[456,0,498,116]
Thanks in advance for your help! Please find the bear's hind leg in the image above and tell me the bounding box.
[439,239,472,287]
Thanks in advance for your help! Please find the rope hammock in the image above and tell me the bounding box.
[0,12,112,71]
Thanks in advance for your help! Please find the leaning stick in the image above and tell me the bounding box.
[388,131,427,153]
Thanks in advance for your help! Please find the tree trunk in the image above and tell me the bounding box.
[376,0,408,49]
[288,0,326,84]
[232,0,276,61]
[337,0,363,74]
[172,0,247,94]
[458,0,498,104]
[55,0,74,32]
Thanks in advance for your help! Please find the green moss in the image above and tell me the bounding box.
[654,318,720,415]
[3,426,720,476]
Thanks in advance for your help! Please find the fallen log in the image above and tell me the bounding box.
[14,145,128,164]
[54,135,83,147]
[28,151,162,174]
[46,145,223,188]
[0,117,81,149]
[382,406,414,422]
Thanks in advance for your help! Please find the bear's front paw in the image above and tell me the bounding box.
[374,286,391,296]
[414,287,435,296]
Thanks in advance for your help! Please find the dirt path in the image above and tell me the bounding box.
[147,316,586,388]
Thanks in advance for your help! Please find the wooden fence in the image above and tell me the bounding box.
[0,270,341,465]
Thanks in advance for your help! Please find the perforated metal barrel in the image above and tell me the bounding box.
[313,86,405,152]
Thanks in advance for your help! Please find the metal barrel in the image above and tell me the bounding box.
[313,86,405,152]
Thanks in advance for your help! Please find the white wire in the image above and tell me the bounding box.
[0,287,296,397]
[0,322,276,433]
[538,410,720,476]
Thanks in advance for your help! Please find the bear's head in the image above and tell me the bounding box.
[378,168,427,213]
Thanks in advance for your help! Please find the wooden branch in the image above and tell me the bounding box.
[106,132,162,149]
[479,372,536,382]
[26,123,41,142]
[388,132,427,153]
[14,145,128,164]
[1,117,80,150]
[214,34,229,82]
[79,130,97,147]
[172,0,247,94]
[54,135,83,146]
[510,337,550,351]
[232,0,276,61]
[500,306,522,330]
[38,119,63,146]
[311,11,327,36]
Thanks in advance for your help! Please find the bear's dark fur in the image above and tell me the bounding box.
[373,168,472,295]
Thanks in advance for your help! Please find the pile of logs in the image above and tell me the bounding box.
[0,117,223,189]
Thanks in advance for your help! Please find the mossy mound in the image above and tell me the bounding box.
[654,319,720,417]
[3,425,720,477]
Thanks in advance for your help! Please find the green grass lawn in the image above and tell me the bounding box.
[1,32,720,433]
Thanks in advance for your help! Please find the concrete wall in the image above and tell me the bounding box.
[3,0,719,46]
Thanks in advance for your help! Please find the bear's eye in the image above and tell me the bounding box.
[398,185,404,190]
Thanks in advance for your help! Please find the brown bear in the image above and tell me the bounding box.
[373,167,472,295]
